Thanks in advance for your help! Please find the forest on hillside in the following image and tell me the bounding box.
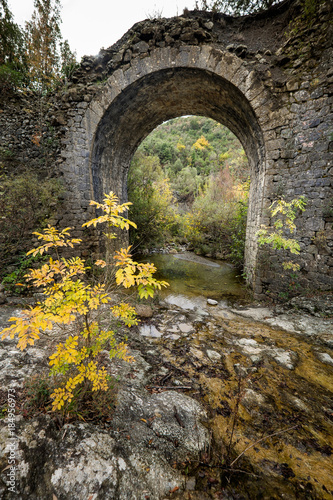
[128,116,250,269]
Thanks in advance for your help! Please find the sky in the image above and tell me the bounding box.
[8,0,194,60]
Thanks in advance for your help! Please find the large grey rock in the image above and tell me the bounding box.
[0,387,209,500]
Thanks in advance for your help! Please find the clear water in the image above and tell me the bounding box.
[139,251,247,303]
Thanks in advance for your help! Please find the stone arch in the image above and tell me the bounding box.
[74,45,270,287]
[2,2,331,297]
[91,66,264,201]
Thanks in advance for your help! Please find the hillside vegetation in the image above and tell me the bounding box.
[128,116,250,269]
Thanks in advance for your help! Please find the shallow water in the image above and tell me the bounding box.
[137,252,333,498]
[141,301,333,499]
[139,252,247,303]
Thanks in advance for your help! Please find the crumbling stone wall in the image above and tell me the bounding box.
[0,0,332,297]
[0,93,62,177]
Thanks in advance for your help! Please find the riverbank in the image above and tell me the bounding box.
[0,290,332,499]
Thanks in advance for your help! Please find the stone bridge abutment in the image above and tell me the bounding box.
[2,1,331,297]
[62,43,274,291]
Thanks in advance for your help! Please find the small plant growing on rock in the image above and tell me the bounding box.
[1,192,168,416]
[257,195,307,272]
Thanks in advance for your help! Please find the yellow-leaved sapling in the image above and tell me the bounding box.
[1,192,168,415]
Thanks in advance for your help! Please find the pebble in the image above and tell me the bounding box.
[207,299,218,306]
[206,349,221,361]
[178,323,193,333]
[190,347,205,360]
[317,352,333,366]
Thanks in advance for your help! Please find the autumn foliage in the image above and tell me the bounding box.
[1,192,168,414]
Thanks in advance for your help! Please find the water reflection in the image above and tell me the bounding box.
[139,251,247,303]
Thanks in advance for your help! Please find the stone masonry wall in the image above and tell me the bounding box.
[0,0,332,297]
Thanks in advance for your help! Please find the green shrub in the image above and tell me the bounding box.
[182,171,249,265]
[2,252,47,295]
[128,154,179,250]
[0,63,25,93]
[0,172,63,278]
[228,200,248,269]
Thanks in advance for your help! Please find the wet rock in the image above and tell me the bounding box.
[196,308,209,317]
[317,352,333,366]
[166,325,179,333]
[242,388,265,407]
[233,363,249,377]
[286,395,310,413]
[190,347,205,360]
[178,323,193,333]
[166,333,181,340]
[231,307,273,321]
[267,348,298,370]
[206,349,222,362]
[165,295,197,310]
[235,338,262,355]
[231,304,333,348]
[233,337,297,369]
[139,324,162,338]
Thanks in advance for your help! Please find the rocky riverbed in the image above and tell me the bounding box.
[0,294,332,499]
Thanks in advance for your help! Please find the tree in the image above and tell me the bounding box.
[59,38,77,81]
[170,158,184,176]
[174,165,201,201]
[194,0,279,15]
[25,0,76,90]
[0,0,24,64]
[128,154,178,250]
[194,0,323,16]
[0,0,26,91]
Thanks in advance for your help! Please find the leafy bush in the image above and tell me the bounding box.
[0,172,63,278]
[228,199,248,269]
[0,63,25,93]
[0,192,168,419]
[194,0,279,15]
[183,170,249,265]
[257,196,307,299]
[257,196,307,271]
[128,154,179,250]
[23,372,118,423]
[2,252,47,295]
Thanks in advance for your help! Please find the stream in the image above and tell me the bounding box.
[0,252,332,498]
[137,252,333,498]
[139,251,248,304]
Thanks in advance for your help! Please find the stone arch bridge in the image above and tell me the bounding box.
[54,0,332,298]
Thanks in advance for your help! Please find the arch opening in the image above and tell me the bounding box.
[128,115,250,271]
[91,66,266,286]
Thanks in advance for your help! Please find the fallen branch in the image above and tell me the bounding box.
[229,425,299,468]
[146,385,192,390]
